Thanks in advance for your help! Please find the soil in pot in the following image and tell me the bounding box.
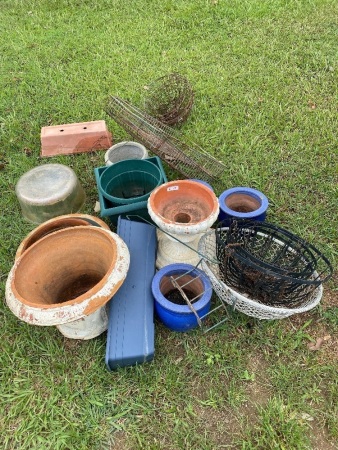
[225,193,261,213]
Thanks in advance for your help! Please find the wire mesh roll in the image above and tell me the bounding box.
[143,73,194,126]
[215,220,332,307]
[105,96,225,193]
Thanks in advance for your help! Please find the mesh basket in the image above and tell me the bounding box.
[214,221,332,308]
[143,73,194,126]
[105,96,225,193]
[198,230,323,320]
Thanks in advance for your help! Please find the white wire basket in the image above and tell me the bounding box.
[198,229,323,320]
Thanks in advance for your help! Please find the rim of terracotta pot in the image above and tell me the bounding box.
[148,180,219,236]
[219,187,268,219]
[6,227,130,326]
[15,214,110,260]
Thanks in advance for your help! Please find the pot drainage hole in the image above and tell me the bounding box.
[174,212,191,223]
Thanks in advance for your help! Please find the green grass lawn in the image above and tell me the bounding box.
[0,0,337,449]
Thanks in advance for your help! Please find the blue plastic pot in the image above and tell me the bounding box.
[189,179,214,192]
[152,263,212,332]
[218,187,269,225]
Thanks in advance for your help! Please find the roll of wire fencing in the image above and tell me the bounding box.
[105,96,226,194]
[143,73,194,126]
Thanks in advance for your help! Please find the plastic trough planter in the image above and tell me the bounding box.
[218,187,269,224]
[105,217,157,370]
[151,263,212,332]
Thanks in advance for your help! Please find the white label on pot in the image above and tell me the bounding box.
[167,186,179,191]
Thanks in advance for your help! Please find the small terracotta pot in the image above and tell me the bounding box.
[15,214,109,260]
[6,227,130,339]
[148,180,219,236]
[148,180,219,267]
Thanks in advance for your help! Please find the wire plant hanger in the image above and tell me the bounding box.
[127,215,331,325]
[125,214,238,332]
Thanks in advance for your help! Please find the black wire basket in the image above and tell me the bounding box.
[215,220,332,307]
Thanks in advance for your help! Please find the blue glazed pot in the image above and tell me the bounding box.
[151,263,212,332]
[189,179,214,192]
[218,187,269,225]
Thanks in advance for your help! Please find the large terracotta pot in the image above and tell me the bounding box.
[15,214,109,260]
[6,227,130,339]
[148,180,219,268]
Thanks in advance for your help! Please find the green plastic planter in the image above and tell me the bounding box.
[99,159,163,205]
[94,156,168,225]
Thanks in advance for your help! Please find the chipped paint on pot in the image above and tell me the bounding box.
[56,306,109,340]
[6,227,130,339]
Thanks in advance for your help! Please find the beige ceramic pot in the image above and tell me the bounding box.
[6,227,130,339]
[15,214,109,260]
[148,180,219,268]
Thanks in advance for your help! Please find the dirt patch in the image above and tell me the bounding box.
[244,353,271,408]
[233,352,272,433]
[107,431,133,450]
[189,352,271,448]
[194,403,242,449]
[310,425,338,450]
[321,280,338,309]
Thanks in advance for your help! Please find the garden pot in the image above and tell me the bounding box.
[104,141,148,166]
[6,227,130,339]
[147,180,219,268]
[218,187,268,224]
[15,214,109,260]
[15,164,85,224]
[41,120,112,157]
[99,159,162,205]
[151,263,212,332]
[190,179,214,191]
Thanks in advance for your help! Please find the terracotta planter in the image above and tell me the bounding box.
[6,227,130,339]
[15,214,109,260]
[148,180,219,267]
[41,120,112,157]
